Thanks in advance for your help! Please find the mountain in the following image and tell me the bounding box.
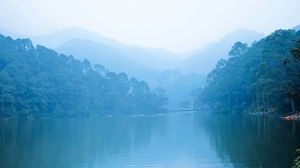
[293,24,300,31]
[0,26,19,39]
[56,38,142,75]
[56,38,179,73]
[32,27,263,108]
[56,38,206,108]
[30,27,121,49]
[31,27,179,71]
[179,29,264,75]
[31,27,207,108]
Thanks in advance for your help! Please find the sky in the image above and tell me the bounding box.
[0,0,300,53]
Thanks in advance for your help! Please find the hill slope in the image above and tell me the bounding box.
[179,29,264,75]
[31,27,179,72]
[0,34,167,117]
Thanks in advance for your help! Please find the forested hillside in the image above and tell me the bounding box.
[194,29,300,114]
[0,35,167,117]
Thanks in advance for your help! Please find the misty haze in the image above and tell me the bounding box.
[0,0,300,167]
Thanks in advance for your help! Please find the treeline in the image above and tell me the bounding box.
[194,29,300,114]
[0,34,168,117]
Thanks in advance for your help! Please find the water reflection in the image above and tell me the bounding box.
[0,113,299,168]
[0,117,167,168]
[200,114,300,168]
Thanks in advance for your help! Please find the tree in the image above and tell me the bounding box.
[194,29,300,114]
[0,34,168,117]
[284,39,300,114]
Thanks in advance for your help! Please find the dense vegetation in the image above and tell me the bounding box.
[293,149,300,168]
[194,29,300,114]
[0,34,168,117]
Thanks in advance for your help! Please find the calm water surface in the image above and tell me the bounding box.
[0,112,300,168]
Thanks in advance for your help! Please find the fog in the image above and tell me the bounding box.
[1,0,299,108]
[0,0,299,53]
[1,1,300,167]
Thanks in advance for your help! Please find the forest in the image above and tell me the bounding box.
[194,29,300,115]
[0,34,168,118]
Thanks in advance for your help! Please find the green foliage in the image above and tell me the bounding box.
[285,40,300,97]
[292,149,300,168]
[194,29,300,114]
[0,35,168,117]
[293,156,300,168]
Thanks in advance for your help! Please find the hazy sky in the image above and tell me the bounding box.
[0,0,299,53]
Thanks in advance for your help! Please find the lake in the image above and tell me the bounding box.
[0,112,299,168]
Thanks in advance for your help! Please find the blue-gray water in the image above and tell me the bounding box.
[1,112,300,168]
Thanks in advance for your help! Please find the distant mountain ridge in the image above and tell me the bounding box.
[28,27,264,108]
[0,26,20,39]
[31,27,180,72]
[30,27,265,75]
[178,29,264,75]
[294,24,300,31]
[56,38,204,108]
[40,28,206,108]
[31,27,122,49]
[56,38,155,82]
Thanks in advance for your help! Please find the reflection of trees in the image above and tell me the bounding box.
[200,115,300,168]
[0,116,167,168]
